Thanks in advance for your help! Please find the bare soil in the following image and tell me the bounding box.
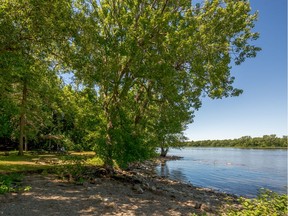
[0,157,239,216]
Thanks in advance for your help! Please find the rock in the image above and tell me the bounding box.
[45,182,54,187]
[83,181,90,188]
[132,184,144,194]
[103,198,110,202]
[201,204,211,212]
[194,202,202,209]
[142,182,148,187]
[90,178,102,184]
[165,188,178,194]
[151,186,157,191]
[170,204,179,210]
[106,202,117,209]
[132,176,142,184]
[170,194,176,199]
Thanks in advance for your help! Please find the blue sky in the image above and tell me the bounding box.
[185,0,287,140]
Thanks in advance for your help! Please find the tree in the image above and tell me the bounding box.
[57,85,102,151]
[154,98,192,157]
[0,0,74,155]
[65,0,260,167]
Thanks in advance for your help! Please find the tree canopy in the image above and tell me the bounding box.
[0,0,261,167]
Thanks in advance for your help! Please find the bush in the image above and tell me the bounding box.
[224,189,287,216]
[0,174,31,194]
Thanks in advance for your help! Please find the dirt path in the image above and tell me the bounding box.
[0,159,238,216]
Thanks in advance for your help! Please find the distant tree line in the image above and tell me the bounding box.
[186,135,288,148]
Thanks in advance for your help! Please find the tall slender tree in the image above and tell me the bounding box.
[0,0,74,154]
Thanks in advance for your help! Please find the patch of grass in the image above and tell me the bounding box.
[0,163,50,173]
[0,151,101,173]
[70,151,96,156]
[51,154,104,184]
[86,157,104,166]
[0,151,37,162]
[0,151,59,173]
[0,151,104,194]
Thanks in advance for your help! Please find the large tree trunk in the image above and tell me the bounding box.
[160,147,169,157]
[18,80,27,156]
[105,120,114,169]
[103,100,114,171]
[24,135,27,152]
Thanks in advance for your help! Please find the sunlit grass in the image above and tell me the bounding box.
[69,151,96,156]
[86,156,104,166]
[0,151,101,173]
[0,163,50,173]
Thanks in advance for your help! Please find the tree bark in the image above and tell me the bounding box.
[18,80,27,156]
[160,147,169,157]
[105,119,114,169]
[103,100,114,171]
[24,135,27,151]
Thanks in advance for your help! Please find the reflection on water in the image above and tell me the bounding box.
[155,148,287,197]
[159,161,189,183]
[159,162,169,177]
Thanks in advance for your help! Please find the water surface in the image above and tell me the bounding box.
[156,147,287,197]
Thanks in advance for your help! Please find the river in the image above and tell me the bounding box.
[155,147,287,197]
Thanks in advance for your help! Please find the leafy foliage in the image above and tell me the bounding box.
[224,189,288,216]
[0,0,261,167]
[0,173,31,194]
[65,0,260,166]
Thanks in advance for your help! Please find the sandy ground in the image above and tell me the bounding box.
[0,158,238,216]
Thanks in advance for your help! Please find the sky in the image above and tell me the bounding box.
[185,0,287,141]
[63,1,287,141]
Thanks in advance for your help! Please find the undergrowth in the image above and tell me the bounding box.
[0,173,31,194]
[223,189,287,216]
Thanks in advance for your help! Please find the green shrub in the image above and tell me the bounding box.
[53,156,87,183]
[0,174,31,194]
[224,189,287,216]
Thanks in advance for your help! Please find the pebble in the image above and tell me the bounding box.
[194,202,202,209]
[132,184,144,194]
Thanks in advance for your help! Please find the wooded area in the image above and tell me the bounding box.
[187,135,288,148]
[0,0,261,167]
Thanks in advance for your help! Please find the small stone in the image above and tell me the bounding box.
[201,204,211,211]
[144,182,150,188]
[83,181,89,188]
[194,202,202,209]
[170,204,179,210]
[133,184,144,194]
[93,178,102,184]
[45,182,53,187]
[106,202,117,209]
[170,194,176,199]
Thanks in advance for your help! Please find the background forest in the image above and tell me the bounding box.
[1,0,263,167]
[187,135,287,148]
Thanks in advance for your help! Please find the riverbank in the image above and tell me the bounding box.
[0,156,239,215]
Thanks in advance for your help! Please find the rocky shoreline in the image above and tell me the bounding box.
[117,156,240,214]
[0,156,240,215]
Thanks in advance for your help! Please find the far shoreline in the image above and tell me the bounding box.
[180,146,287,149]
